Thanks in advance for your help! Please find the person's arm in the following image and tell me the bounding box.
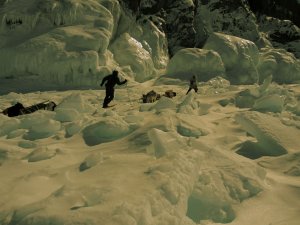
[117,77,127,85]
[100,75,109,86]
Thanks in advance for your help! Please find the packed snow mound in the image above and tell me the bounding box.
[257,48,300,83]
[166,48,225,81]
[204,33,259,84]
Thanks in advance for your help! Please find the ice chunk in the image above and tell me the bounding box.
[0,117,20,137]
[236,111,300,156]
[258,153,300,176]
[7,129,27,139]
[56,93,95,114]
[65,121,82,138]
[82,118,130,146]
[79,152,104,172]
[24,119,61,140]
[110,33,155,82]
[166,48,225,81]
[26,146,57,162]
[253,94,285,113]
[151,97,177,112]
[258,48,300,84]
[18,140,37,149]
[54,108,80,122]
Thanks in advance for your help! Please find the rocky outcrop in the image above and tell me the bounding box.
[196,0,260,42]
[257,15,300,58]
[248,0,300,27]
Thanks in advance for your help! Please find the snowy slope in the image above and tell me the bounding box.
[1,1,300,224]
[0,80,300,225]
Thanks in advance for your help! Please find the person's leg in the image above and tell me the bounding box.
[103,88,111,108]
[186,87,192,95]
[105,88,115,106]
[194,87,198,93]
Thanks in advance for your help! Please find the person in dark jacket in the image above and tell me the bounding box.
[186,75,198,95]
[100,70,127,108]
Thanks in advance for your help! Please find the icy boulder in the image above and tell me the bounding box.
[257,48,300,83]
[0,116,20,137]
[24,119,61,140]
[151,96,177,112]
[235,75,299,113]
[109,33,155,82]
[82,118,130,146]
[252,94,285,113]
[166,48,225,81]
[55,108,80,122]
[204,33,260,84]
[56,93,95,114]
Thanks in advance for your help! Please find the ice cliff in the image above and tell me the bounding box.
[0,0,299,88]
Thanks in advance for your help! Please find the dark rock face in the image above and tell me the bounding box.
[119,1,300,58]
[140,0,199,56]
[248,0,300,27]
[197,0,260,42]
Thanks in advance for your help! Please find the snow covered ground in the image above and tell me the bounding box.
[0,78,300,225]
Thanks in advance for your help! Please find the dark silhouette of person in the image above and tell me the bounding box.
[186,75,198,95]
[100,70,127,108]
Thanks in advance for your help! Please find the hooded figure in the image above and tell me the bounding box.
[100,70,127,108]
[186,75,198,95]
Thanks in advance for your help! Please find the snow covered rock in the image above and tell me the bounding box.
[204,32,260,84]
[166,48,225,82]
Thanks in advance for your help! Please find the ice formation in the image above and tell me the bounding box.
[166,48,225,81]
[204,33,260,84]
[0,0,168,86]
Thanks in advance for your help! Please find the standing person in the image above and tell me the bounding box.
[186,75,198,95]
[100,70,127,108]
